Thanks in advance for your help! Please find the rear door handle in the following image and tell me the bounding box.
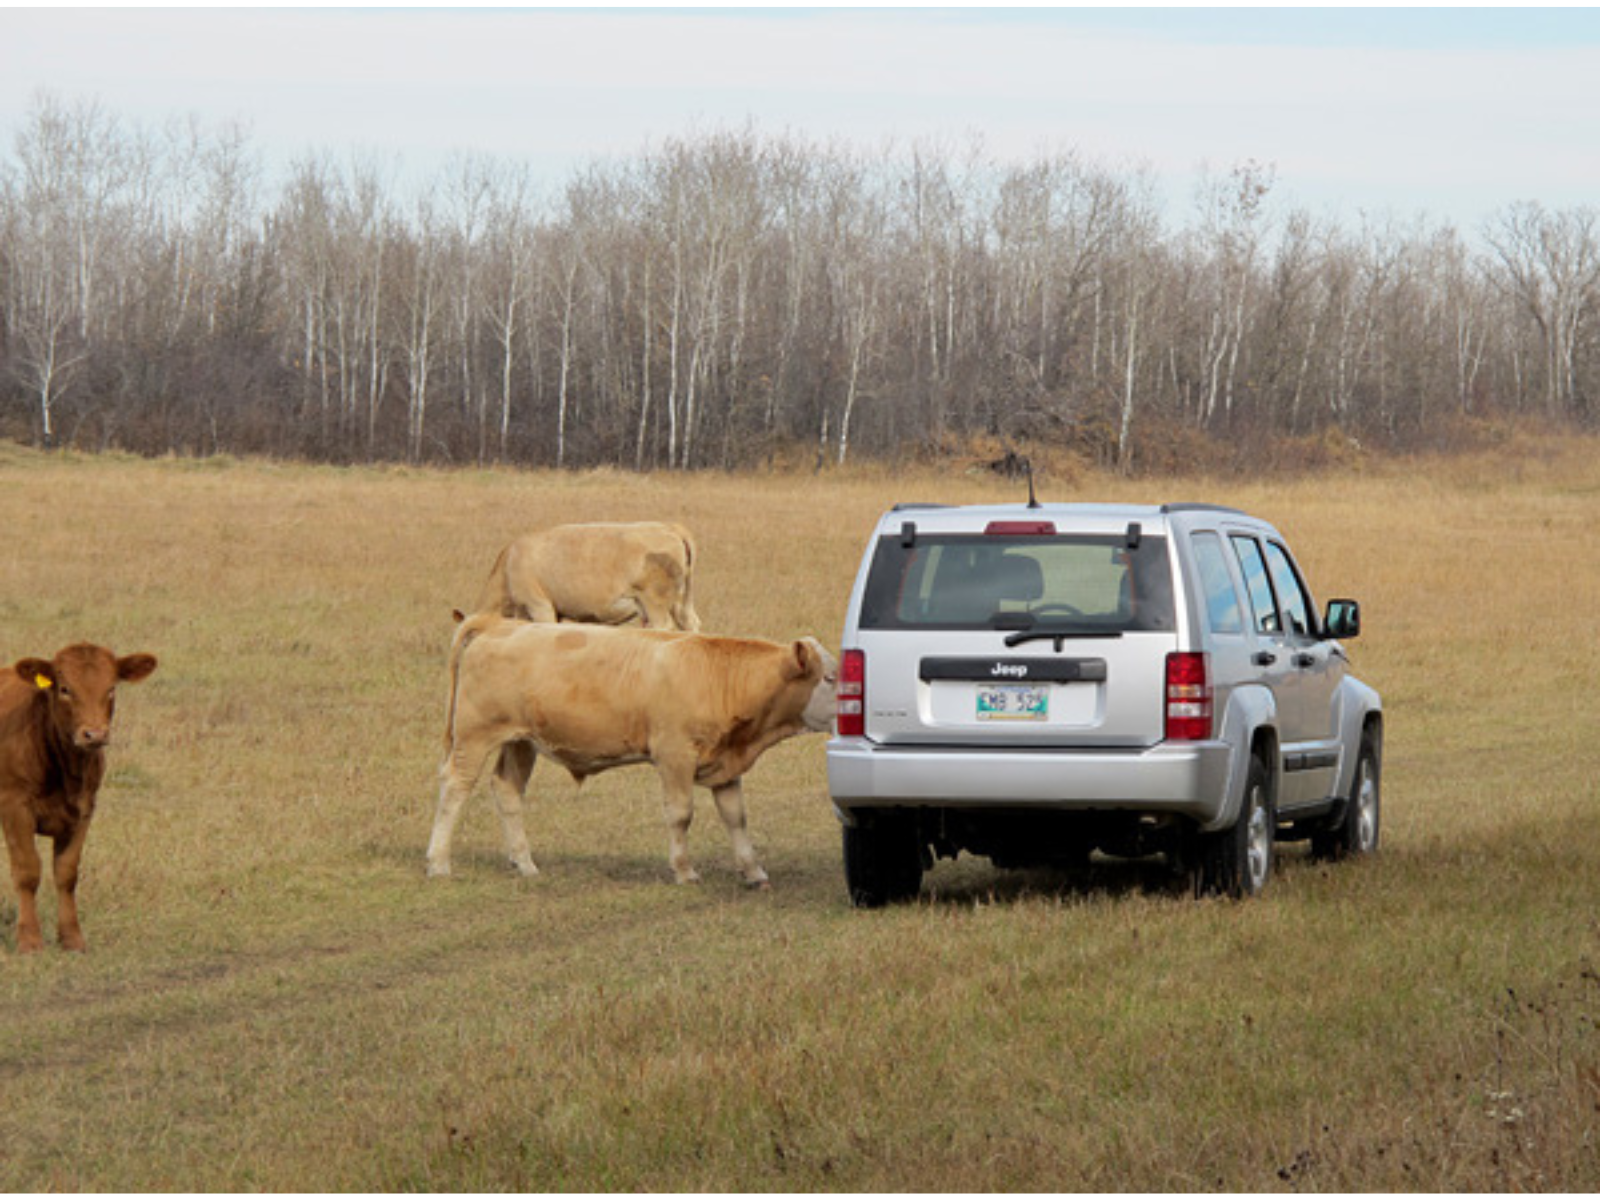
[1293,652,1317,669]
[1252,651,1277,667]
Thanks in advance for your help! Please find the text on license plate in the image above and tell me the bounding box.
[977,684,1049,721]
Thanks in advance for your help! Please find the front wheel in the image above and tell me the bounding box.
[843,810,923,908]
[1312,731,1381,861]
[1195,754,1275,899]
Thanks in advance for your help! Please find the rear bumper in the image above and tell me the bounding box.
[826,737,1234,827]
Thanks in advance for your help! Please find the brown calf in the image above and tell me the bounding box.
[0,644,157,952]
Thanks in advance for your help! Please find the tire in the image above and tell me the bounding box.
[1312,731,1381,861]
[843,810,923,908]
[1195,754,1275,899]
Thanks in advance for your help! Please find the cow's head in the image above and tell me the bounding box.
[786,637,839,733]
[14,644,158,750]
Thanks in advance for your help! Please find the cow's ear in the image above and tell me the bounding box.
[116,653,158,684]
[15,659,54,690]
[786,639,820,681]
[452,609,466,625]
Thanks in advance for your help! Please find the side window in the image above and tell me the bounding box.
[1191,532,1245,635]
[1230,535,1280,635]
[1263,542,1316,638]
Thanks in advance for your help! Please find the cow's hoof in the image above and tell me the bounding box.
[511,859,540,878]
[673,869,702,885]
[425,862,452,879]
[59,934,87,953]
[17,938,44,955]
[745,877,772,892]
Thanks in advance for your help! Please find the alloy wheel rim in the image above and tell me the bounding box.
[1354,761,1378,851]
[1245,785,1272,891]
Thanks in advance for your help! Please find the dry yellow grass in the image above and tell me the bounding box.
[1,437,1598,1190]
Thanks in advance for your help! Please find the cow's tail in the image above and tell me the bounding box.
[475,544,515,618]
[444,611,496,751]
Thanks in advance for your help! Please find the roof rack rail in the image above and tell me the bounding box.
[1160,502,1248,516]
[890,502,953,512]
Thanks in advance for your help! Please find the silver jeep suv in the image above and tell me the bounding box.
[826,502,1383,906]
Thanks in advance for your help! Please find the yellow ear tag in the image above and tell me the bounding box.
[34,675,52,690]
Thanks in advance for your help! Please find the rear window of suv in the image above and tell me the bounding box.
[858,533,1175,632]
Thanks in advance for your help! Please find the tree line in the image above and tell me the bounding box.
[2,93,1596,473]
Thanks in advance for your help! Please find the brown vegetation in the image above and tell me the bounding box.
[0,436,1597,1189]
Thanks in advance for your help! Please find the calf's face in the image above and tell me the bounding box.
[792,638,839,733]
[13,645,158,749]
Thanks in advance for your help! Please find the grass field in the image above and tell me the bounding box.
[2,437,1598,1191]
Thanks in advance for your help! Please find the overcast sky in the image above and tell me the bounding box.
[3,6,1598,230]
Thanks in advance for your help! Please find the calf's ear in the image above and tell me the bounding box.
[785,639,821,681]
[15,658,54,689]
[116,653,158,683]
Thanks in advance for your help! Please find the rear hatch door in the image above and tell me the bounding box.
[854,522,1179,748]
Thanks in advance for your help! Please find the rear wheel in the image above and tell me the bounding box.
[1195,753,1274,899]
[1312,731,1380,861]
[843,810,923,908]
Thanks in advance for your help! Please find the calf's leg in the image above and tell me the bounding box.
[655,759,700,884]
[490,740,539,876]
[2,806,45,953]
[427,736,499,877]
[52,818,92,951]
[711,780,769,888]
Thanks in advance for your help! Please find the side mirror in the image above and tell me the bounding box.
[1323,598,1361,640]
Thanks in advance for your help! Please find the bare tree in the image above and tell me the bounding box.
[397,189,444,463]
[441,154,496,456]
[481,167,536,463]
[1193,159,1274,427]
[543,213,584,469]
[1112,182,1162,472]
[821,152,886,465]
[1486,202,1600,418]
[2,95,109,446]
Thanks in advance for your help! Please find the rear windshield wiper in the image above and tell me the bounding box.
[1003,628,1124,648]
[989,612,1125,647]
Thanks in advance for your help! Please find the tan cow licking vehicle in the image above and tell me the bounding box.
[428,615,837,888]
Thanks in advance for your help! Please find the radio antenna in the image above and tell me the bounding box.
[1025,459,1041,509]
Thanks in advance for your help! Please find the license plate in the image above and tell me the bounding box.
[977,683,1049,721]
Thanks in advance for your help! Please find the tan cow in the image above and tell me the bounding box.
[0,644,158,952]
[476,521,701,631]
[427,615,836,887]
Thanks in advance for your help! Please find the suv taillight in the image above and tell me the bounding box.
[838,649,866,737]
[1165,652,1213,741]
